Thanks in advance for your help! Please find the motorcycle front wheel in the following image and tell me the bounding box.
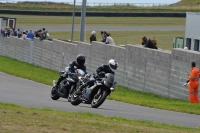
[91,90,107,108]
[50,87,60,100]
[70,92,82,106]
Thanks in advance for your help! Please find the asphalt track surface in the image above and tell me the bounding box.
[1,72,200,128]
[18,26,185,32]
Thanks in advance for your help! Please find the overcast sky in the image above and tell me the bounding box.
[8,0,181,4]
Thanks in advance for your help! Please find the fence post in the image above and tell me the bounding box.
[29,40,33,64]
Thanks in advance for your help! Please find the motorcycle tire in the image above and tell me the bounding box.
[70,92,82,106]
[68,93,71,102]
[91,90,107,108]
[50,87,60,100]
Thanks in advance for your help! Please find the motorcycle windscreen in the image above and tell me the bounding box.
[103,73,115,88]
[77,69,85,76]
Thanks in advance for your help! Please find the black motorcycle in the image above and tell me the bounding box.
[70,73,117,108]
[51,68,85,102]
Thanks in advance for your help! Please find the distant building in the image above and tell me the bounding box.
[0,17,16,30]
[185,12,200,51]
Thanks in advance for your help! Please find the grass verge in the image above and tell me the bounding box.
[0,14,186,26]
[1,55,200,115]
[50,30,184,50]
[0,2,200,12]
[1,102,199,133]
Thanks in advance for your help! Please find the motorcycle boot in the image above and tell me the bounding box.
[55,77,64,88]
[76,83,88,95]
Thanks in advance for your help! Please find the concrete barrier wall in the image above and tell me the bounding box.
[169,49,200,100]
[0,36,30,62]
[1,36,199,101]
[124,45,172,97]
[90,42,126,85]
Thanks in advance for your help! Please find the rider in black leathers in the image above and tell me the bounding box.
[55,54,87,91]
[76,59,118,94]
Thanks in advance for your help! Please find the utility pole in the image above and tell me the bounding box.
[80,0,87,42]
[70,0,76,42]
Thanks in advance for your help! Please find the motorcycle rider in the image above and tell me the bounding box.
[55,54,87,92]
[76,59,118,94]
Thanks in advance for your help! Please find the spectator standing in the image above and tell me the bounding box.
[27,29,34,41]
[46,31,49,38]
[101,31,107,42]
[105,33,115,45]
[90,31,97,44]
[13,29,17,37]
[10,29,14,36]
[35,30,40,38]
[17,29,22,38]
[40,28,47,41]
[6,27,11,37]
[22,31,27,40]
[188,62,199,103]
[1,29,5,37]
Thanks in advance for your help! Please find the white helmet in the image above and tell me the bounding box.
[108,59,118,72]
[91,31,96,35]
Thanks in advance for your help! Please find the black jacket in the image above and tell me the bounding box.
[101,35,107,42]
[96,65,115,76]
[90,35,97,43]
[144,39,158,49]
[68,61,87,73]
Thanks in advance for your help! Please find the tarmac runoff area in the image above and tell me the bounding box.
[18,25,185,32]
[0,72,200,128]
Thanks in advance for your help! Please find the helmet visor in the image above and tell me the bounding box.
[77,60,85,66]
[110,64,118,70]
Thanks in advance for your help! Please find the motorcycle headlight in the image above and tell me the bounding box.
[78,76,82,80]
[110,87,115,91]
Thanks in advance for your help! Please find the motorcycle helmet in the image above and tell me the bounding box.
[108,59,118,72]
[76,54,85,66]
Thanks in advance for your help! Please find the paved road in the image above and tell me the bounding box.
[17,26,185,32]
[0,72,200,128]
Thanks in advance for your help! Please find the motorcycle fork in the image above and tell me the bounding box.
[96,88,102,97]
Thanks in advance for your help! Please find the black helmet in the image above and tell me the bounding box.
[76,54,85,66]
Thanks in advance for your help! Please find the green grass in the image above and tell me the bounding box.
[1,1,200,12]
[50,30,184,50]
[1,102,199,133]
[0,14,186,26]
[1,55,200,115]
[174,0,200,5]
[0,55,59,84]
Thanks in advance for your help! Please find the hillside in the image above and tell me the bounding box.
[173,0,200,5]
